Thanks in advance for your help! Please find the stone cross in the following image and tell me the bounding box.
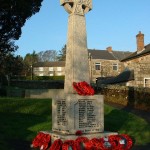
[60,0,92,15]
[50,0,106,142]
[60,0,92,94]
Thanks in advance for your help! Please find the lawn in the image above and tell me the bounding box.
[0,97,149,150]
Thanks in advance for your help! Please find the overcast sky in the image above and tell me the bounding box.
[15,0,150,57]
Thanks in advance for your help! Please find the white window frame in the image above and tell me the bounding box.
[57,72,62,76]
[57,67,62,71]
[112,63,118,71]
[49,73,53,76]
[95,62,101,70]
[49,67,54,71]
[144,78,150,87]
[39,67,44,71]
[39,73,43,76]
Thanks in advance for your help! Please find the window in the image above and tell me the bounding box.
[57,67,62,71]
[34,67,38,71]
[49,73,53,76]
[112,63,118,71]
[39,73,43,76]
[95,63,101,70]
[39,67,44,71]
[144,78,150,87]
[49,67,54,71]
[57,72,62,76]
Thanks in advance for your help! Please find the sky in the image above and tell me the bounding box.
[15,0,150,57]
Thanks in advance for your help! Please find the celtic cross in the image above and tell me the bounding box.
[60,0,92,15]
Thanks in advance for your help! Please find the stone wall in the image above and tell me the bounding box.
[25,89,64,98]
[98,85,150,111]
[89,59,125,82]
[124,54,150,87]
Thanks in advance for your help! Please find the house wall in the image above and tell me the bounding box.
[124,54,150,87]
[33,60,126,83]
[89,59,125,82]
[34,66,65,76]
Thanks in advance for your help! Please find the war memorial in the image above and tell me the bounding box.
[31,1,133,149]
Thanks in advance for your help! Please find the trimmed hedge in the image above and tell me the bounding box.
[32,76,65,81]
[10,76,65,81]
[98,85,150,111]
[10,80,64,89]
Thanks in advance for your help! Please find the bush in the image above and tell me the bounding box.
[25,76,65,81]
[0,88,7,96]
[10,80,64,89]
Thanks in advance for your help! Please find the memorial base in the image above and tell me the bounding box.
[42,131,118,143]
[52,94,104,134]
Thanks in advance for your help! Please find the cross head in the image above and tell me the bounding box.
[60,0,92,15]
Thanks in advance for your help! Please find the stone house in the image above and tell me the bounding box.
[33,48,131,82]
[88,47,131,82]
[33,61,65,76]
[121,32,150,87]
[32,32,150,87]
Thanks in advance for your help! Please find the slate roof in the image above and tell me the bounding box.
[88,49,116,60]
[88,49,132,61]
[121,44,150,62]
[96,69,134,86]
[33,49,133,67]
[33,61,65,67]
[111,51,132,61]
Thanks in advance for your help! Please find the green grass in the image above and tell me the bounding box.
[0,98,149,150]
[104,105,150,145]
[0,97,52,150]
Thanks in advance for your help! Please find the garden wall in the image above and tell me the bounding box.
[25,89,64,98]
[98,85,150,111]
[6,80,64,98]
[7,80,150,111]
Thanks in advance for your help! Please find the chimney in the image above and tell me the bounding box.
[136,31,144,52]
[106,46,112,53]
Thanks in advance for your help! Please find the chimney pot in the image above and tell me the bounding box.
[106,46,112,53]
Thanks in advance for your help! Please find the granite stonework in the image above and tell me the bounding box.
[62,0,92,94]
[64,14,90,94]
[52,94,104,134]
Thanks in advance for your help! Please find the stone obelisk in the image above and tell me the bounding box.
[60,0,92,94]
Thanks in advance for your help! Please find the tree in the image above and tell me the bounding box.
[57,45,66,61]
[37,50,58,62]
[0,54,24,77]
[24,51,38,76]
[0,0,43,56]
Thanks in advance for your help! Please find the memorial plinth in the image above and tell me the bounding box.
[52,94,104,134]
[45,131,118,144]
[49,94,117,144]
